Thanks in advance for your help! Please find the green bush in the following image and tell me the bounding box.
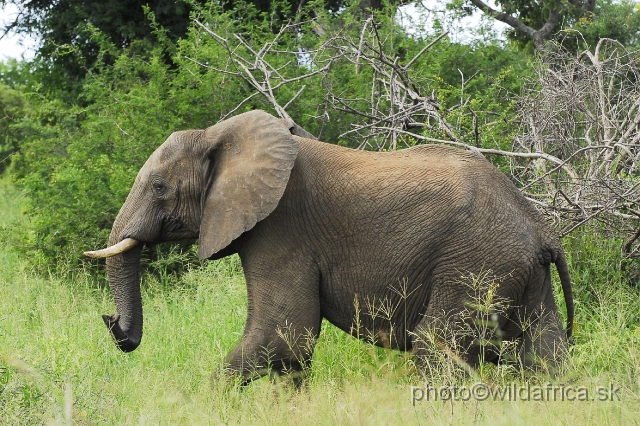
[0,79,26,174]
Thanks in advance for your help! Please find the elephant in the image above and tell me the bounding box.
[85,109,573,384]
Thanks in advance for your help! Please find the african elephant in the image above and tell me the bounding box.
[85,110,573,383]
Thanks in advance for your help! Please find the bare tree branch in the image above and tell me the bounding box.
[467,0,565,47]
[193,19,336,123]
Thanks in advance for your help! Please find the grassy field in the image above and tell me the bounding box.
[1,173,639,425]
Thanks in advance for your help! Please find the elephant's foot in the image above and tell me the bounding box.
[213,339,314,387]
[212,358,310,388]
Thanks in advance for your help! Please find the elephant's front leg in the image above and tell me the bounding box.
[223,318,319,386]
[222,260,322,386]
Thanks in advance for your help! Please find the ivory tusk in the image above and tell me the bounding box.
[84,238,140,258]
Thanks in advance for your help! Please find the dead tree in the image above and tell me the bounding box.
[512,38,640,267]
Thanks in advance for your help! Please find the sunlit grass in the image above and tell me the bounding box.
[1,174,639,424]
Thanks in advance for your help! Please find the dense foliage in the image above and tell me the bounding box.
[556,0,640,50]
[0,0,356,101]
[0,83,24,174]
[0,1,530,268]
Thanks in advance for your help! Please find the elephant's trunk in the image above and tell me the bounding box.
[103,220,144,352]
[105,245,144,352]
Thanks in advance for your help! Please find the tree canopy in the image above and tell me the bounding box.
[463,0,640,49]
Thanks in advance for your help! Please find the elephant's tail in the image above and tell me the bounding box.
[554,248,574,342]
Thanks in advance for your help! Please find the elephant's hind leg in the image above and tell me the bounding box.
[411,313,504,374]
[516,267,568,375]
[410,282,505,375]
[409,265,530,375]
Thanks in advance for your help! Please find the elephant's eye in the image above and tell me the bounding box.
[151,181,167,195]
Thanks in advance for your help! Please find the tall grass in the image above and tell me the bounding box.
[1,173,639,424]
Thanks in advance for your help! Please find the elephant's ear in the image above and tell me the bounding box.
[198,110,300,259]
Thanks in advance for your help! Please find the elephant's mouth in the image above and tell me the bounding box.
[160,213,199,241]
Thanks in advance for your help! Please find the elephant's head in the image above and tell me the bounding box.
[85,110,300,352]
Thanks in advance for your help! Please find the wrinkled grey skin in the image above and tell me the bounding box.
[99,110,573,384]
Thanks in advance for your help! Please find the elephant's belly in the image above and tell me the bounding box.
[318,274,430,351]
[320,303,415,351]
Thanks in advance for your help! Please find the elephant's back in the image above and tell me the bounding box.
[296,139,502,181]
[293,138,555,264]
[397,143,552,233]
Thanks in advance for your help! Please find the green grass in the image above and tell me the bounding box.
[1,173,639,424]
